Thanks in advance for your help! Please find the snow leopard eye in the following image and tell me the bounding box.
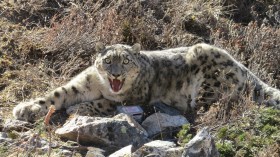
[30,113,36,120]
[123,59,129,64]
[104,58,111,64]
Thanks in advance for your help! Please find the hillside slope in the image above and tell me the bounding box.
[0,0,279,156]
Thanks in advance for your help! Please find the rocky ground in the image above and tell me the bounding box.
[0,0,280,156]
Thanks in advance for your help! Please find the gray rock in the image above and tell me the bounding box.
[113,113,148,136]
[3,119,32,131]
[182,127,219,157]
[109,145,132,157]
[0,132,13,143]
[39,145,50,154]
[132,140,184,157]
[55,115,149,150]
[266,5,280,25]
[0,132,8,138]
[60,149,73,156]
[141,113,189,137]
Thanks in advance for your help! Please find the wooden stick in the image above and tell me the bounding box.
[44,105,56,126]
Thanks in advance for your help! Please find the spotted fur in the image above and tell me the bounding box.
[13,43,280,122]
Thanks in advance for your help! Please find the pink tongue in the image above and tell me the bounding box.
[112,79,122,92]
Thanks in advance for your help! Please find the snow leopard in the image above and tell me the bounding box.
[13,43,280,122]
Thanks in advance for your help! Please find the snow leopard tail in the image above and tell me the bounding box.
[192,43,279,109]
[245,68,280,109]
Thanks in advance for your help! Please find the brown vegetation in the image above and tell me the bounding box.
[0,0,279,156]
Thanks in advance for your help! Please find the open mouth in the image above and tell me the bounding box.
[108,78,125,92]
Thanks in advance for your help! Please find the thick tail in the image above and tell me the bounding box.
[246,69,280,109]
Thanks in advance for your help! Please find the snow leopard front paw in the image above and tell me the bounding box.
[13,98,47,122]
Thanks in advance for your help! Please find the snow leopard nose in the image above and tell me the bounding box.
[110,65,122,78]
[112,74,120,78]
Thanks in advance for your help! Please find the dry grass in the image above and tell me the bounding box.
[0,0,278,123]
[0,0,62,28]
[213,21,280,88]
[0,0,279,156]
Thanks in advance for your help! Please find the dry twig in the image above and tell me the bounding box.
[44,105,56,157]
[44,105,56,125]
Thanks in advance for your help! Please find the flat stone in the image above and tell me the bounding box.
[55,115,149,151]
[3,119,32,131]
[132,140,184,157]
[141,113,189,137]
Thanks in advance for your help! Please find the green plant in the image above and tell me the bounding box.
[7,130,20,139]
[216,140,235,157]
[215,107,280,157]
[0,145,8,155]
[177,124,193,145]
[217,127,228,140]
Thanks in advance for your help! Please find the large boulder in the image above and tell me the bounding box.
[182,127,219,157]
[55,114,149,150]
[141,113,189,137]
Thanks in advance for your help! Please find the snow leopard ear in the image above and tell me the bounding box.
[132,43,141,54]
[95,42,105,53]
